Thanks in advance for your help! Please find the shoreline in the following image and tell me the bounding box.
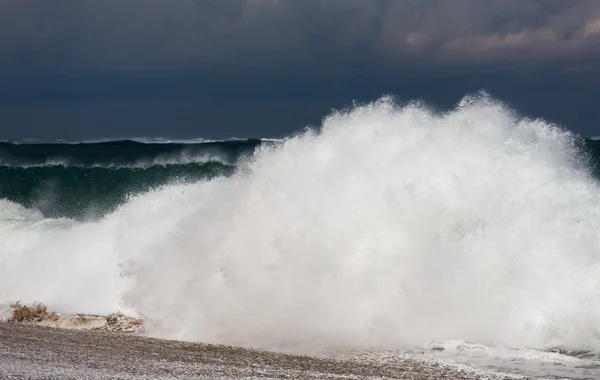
[0,322,524,380]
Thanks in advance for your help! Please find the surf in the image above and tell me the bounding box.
[1,94,600,373]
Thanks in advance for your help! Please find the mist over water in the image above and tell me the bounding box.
[1,95,600,374]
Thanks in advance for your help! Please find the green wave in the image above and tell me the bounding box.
[0,162,235,220]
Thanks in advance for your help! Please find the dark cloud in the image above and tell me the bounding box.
[1,1,600,139]
[1,0,600,75]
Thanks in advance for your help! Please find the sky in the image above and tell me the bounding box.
[1,0,600,140]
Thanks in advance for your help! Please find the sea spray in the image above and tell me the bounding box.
[0,198,126,315]
[121,95,600,352]
[2,94,600,357]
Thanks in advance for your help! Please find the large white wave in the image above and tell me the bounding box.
[2,94,600,356]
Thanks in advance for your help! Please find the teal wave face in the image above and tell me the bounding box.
[0,139,273,219]
[582,139,600,178]
[0,162,235,220]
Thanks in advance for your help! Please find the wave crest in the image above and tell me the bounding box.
[2,95,600,359]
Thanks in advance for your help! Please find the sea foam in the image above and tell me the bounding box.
[1,94,600,357]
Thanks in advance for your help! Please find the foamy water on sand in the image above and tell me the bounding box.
[2,94,600,379]
[0,322,528,380]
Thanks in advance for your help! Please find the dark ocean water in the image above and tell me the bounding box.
[0,139,272,219]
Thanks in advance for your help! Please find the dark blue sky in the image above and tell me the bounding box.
[1,0,600,140]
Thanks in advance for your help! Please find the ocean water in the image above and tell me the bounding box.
[1,94,600,379]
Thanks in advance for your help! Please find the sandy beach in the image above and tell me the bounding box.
[0,322,522,380]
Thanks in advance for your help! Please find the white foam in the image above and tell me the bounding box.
[0,150,234,168]
[427,340,584,364]
[1,94,600,363]
[0,303,11,321]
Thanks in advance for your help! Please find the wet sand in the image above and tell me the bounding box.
[0,322,521,379]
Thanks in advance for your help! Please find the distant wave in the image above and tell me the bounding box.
[0,137,283,145]
[0,139,268,219]
[0,162,235,220]
[0,138,275,168]
[0,155,232,169]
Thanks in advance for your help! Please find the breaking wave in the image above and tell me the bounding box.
[2,94,600,371]
[0,138,266,167]
[0,163,234,219]
[0,139,265,219]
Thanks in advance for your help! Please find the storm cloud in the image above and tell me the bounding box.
[1,0,599,139]
[1,0,599,74]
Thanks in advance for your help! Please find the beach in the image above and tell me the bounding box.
[0,322,517,380]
